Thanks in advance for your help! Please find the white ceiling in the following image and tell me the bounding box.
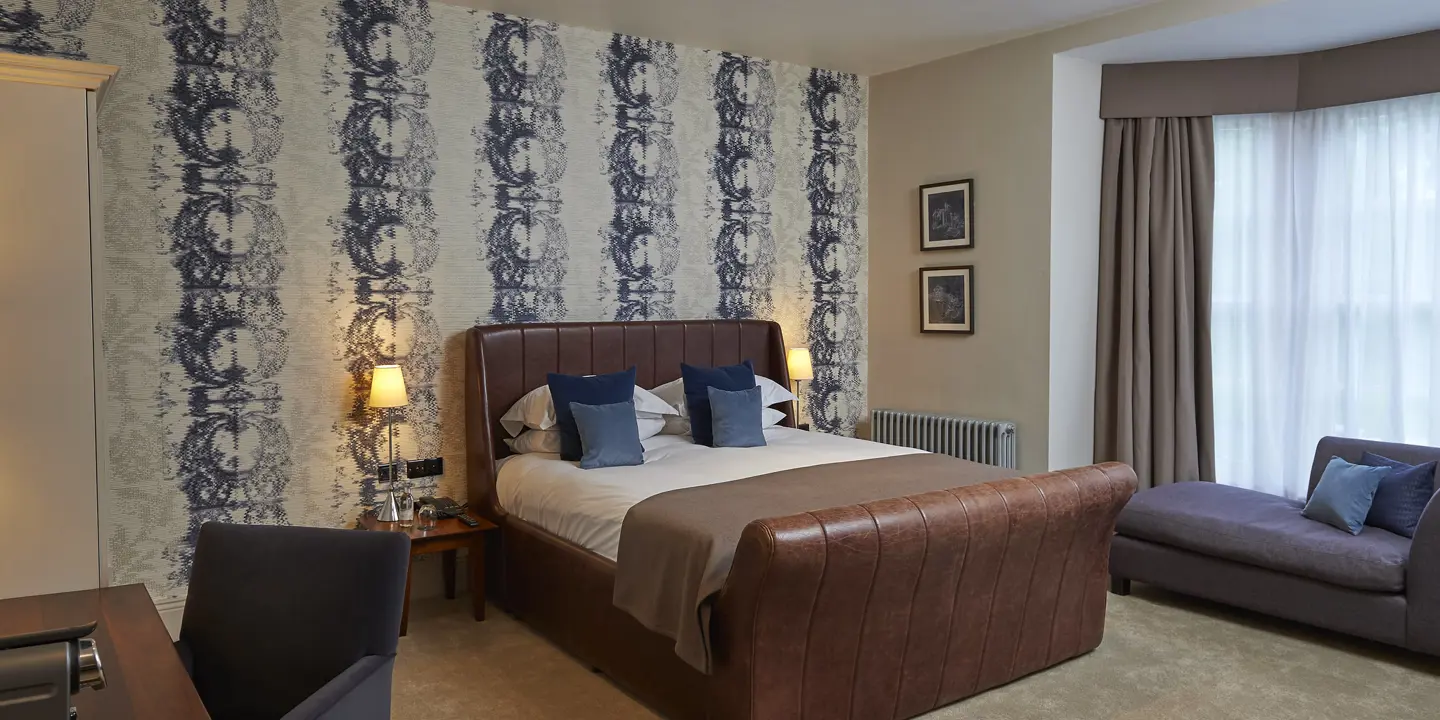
[1072,0,1440,63]
[443,0,1161,75]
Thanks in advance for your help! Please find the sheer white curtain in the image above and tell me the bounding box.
[1213,93,1440,499]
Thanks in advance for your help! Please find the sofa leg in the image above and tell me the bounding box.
[1110,576,1131,596]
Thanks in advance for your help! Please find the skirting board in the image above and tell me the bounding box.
[154,550,472,638]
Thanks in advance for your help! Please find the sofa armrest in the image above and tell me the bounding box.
[1408,494,1440,655]
[708,463,1136,720]
[280,655,394,720]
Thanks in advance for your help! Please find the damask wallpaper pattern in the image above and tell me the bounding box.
[1,0,867,599]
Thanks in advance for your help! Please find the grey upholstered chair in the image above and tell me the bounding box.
[176,522,410,720]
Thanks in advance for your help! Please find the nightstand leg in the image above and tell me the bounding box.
[400,559,413,636]
[442,549,457,600]
[471,536,486,622]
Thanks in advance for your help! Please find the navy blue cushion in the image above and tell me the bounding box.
[707,386,767,448]
[1362,451,1438,538]
[547,367,636,461]
[681,361,756,446]
[570,400,644,469]
[1302,456,1390,535]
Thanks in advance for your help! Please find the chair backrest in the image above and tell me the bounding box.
[1309,436,1440,498]
[179,522,409,720]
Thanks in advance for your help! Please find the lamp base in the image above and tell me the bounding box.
[376,490,400,523]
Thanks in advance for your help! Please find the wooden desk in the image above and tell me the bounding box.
[357,512,496,635]
[0,584,209,719]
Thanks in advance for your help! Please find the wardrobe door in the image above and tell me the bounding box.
[0,79,100,598]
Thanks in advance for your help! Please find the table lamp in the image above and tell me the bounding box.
[786,347,813,429]
[369,364,409,523]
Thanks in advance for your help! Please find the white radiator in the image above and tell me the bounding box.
[871,409,1017,469]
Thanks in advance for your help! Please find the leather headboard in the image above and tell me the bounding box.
[465,320,795,518]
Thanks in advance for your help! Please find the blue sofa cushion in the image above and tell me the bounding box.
[1362,451,1438,538]
[1303,457,1389,535]
[1116,482,1411,593]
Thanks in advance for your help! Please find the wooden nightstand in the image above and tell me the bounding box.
[358,511,497,636]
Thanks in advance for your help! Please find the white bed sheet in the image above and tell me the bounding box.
[494,426,925,561]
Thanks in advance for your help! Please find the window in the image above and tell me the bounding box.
[1213,93,1440,498]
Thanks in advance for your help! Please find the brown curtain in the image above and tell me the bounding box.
[1095,117,1215,489]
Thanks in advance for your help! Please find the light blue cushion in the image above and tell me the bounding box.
[1303,456,1391,535]
[707,386,766,448]
[569,400,644,470]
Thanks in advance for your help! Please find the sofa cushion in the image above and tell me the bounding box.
[1302,457,1388,535]
[1116,482,1411,593]
[1362,451,1438,538]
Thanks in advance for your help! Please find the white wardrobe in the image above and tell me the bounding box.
[0,52,118,599]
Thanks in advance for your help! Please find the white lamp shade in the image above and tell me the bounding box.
[787,347,814,382]
[368,365,409,408]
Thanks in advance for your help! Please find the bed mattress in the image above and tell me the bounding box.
[494,427,925,561]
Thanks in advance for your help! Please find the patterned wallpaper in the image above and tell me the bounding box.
[1,0,867,600]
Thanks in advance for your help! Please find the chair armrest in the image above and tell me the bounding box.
[173,638,194,678]
[1408,495,1440,654]
[280,655,395,720]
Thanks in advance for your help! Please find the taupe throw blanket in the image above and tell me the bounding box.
[613,453,1019,672]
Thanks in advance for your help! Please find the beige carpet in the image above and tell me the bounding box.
[393,587,1439,719]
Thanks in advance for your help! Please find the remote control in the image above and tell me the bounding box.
[458,513,480,527]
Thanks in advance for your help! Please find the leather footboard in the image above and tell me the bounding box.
[708,463,1136,720]
[497,463,1134,720]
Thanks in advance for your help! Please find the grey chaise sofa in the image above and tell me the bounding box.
[1110,436,1439,655]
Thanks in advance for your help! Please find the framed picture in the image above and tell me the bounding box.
[919,179,975,250]
[920,265,974,334]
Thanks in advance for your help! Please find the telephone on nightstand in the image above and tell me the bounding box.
[418,496,463,519]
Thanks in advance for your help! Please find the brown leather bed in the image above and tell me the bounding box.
[465,319,1136,720]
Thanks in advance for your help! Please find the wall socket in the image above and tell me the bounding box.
[376,457,442,482]
[406,457,444,478]
[376,462,400,483]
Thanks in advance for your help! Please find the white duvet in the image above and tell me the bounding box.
[495,426,925,561]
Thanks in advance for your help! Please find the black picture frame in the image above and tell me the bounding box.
[919,179,975,251]
[919,265,974,334]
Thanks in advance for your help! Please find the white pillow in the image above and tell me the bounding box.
[658,406,786,436]
[650,377,687,415]
[660,414,690,436]
[635,414,666,440]
[650,375,797,418]
[632,386,678,417]
[499,384,677,437]
[504,415,665,454]
[504,428,563,454]
[757,376,798,407]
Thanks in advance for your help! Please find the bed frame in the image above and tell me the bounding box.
[465,319,1135,720]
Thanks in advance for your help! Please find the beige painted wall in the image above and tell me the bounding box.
[869,40,1055,471]
[868,0,1281,472]
[0,79,101,598]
